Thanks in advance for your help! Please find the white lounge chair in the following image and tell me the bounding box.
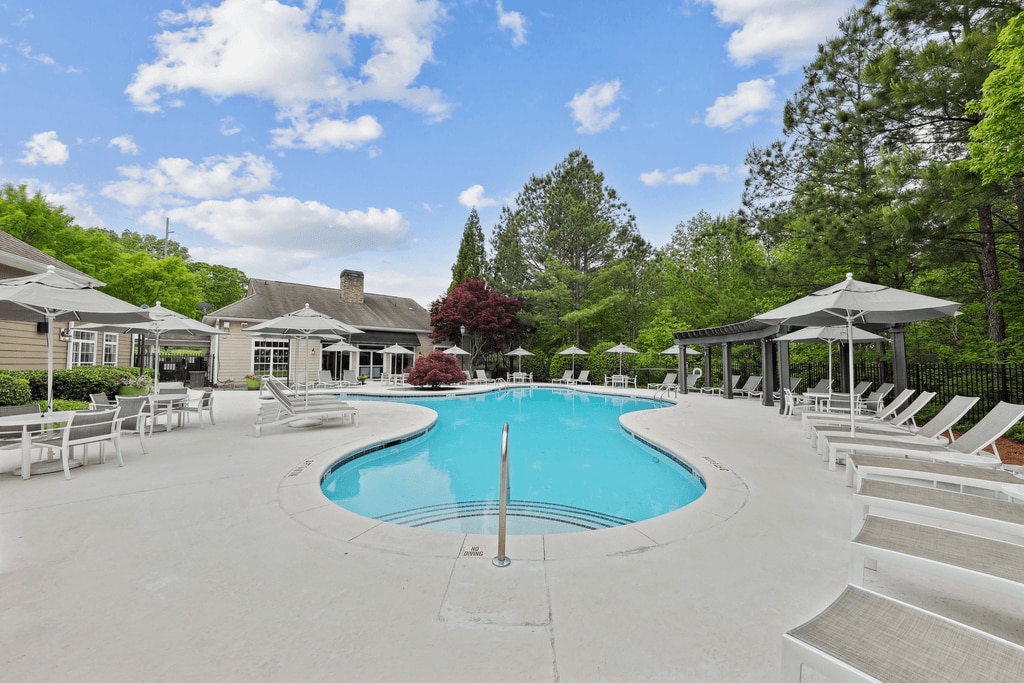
[472,369,495,384]
[702,374,740,395]
[850,514,1024,595]
[817,394,979,465]
[255,377,358,437]
[827,399,1022,474]
[552,370,574,384]
[822,380,873,413]
[647,372,677,391]
[847,453,1024,493]
[858,382,894,414]
[782,584,1024,682]
[802,388,924,440]
[567,370,590,385]
[734,375,762,399]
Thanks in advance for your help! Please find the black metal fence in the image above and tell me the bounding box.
[719,360,1024,425]
[139,352,213,387]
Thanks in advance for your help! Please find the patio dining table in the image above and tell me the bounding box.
[149,393,188,433]
[0,410,75,479]
[606,374,637,388]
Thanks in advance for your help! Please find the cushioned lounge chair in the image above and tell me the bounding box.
[830,400,1024,475]
[255,377,358,437]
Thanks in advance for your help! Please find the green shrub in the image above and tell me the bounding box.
[0,372,32,406]
[0,366,152,403]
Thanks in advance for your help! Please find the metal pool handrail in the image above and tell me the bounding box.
[493,422,511,568]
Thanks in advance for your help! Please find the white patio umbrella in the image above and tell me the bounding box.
[774,325,887,390]
[246,304,363,404]
[382,343,414,374]
[660,345,702,356]
[443,345,470,371]
[0,266,149,409]
[605,343,639,374]
[755,273,960,436]
[557,345,589,373]
[78,301,224,387]
[504,346,535,373]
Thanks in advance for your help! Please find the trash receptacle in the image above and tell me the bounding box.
[189,371,206,388]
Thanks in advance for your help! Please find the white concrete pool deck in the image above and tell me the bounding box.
[1,384,1018,681]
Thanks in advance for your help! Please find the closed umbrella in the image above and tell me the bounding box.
[605,343,639,374]
[755,273,960,436]
[78,301,224,387]
[246,304,363,405]
[504,346,534,373]
[0,266,149,409]
[557,345,588,373]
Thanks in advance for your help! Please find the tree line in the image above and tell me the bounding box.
[437,1,1024,371]
[0,183,247,319]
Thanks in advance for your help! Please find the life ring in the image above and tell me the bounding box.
[691,367,703,378]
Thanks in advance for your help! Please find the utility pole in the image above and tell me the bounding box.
[163,217,174,259]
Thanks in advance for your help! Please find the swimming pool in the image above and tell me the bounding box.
[320,387,705,534]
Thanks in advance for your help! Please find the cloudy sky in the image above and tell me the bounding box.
[1,0,858,306]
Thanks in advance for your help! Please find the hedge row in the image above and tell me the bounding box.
[0,366,152,405]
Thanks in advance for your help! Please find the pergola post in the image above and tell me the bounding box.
[722,343,734,399]
[891,323,908,394]
[703,348,713,390]
[777,339,791,415]
[761,338,775,407]
[677,348,688,395]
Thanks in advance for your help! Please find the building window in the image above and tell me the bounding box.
[102,333,119,366]
[253,339,290,379]
[71,330,97,367]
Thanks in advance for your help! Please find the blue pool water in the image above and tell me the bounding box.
[320,387,705,534]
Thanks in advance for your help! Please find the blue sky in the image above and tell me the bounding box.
[1,0,858,307]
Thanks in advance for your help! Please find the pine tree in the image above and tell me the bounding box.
[449,208,487,292]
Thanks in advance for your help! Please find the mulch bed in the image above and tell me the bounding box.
[995,437,1024,466]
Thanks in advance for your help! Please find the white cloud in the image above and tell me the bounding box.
[19,131,69,166]
[109,134,139,155]
[639,164,731,187]
[101,153,276,207]
[149,195,410,256]
[270,114,383,150]
[567,80,622,134]
[458,184,501,208]
[126,0,451,151]
[496,1,527,47]
[704,78,775,130]
[219,117,243,136]
[702,0,851,70]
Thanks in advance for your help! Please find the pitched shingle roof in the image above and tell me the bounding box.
[0,231,100,284]
[207,278,431,332]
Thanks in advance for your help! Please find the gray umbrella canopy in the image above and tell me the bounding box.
[323,340,359,353]
[246,304,363,403]
[504,346,535,373]
[605,343,639,374]
[78,302,224,386]
[660,345,701,355]
[774,325,887,389]
[756,273,960,435]
[0,266,150,408]
[558,345,588,372]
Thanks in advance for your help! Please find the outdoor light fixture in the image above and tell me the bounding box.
[58,327,72,343]
[460,324,466,337]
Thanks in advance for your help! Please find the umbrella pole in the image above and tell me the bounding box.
[848,319,856,437]
[46,315,55,412]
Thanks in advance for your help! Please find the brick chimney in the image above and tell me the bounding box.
[340,269,365,304]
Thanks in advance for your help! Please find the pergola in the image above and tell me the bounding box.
[672,320,910,413]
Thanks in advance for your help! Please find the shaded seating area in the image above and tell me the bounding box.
[255,377,358,437]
